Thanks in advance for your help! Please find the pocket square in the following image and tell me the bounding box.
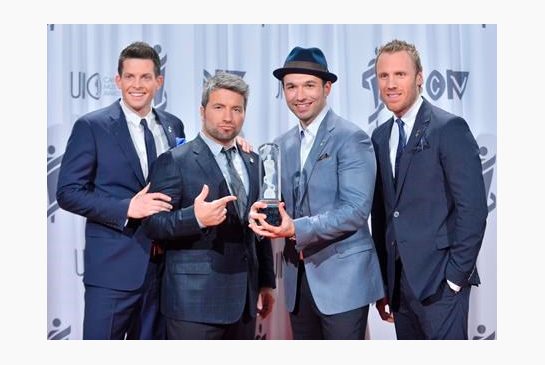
[413,135,430,152]
[175,137,186,146]
[317,153,330,161]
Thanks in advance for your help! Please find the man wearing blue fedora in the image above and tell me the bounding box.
[249,47,385,339]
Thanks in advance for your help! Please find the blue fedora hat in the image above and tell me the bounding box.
[273,46,337,83]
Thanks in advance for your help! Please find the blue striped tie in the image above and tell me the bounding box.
[394,118,406,187]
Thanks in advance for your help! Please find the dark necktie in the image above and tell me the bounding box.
[221,147,247,221]
[141,119,162,259]
[299,129,306,170]
[394,118,406,188]
[140,119,157,178]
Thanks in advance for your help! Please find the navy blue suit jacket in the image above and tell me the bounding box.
[56,100,185,291]
[371,98,488,303]
[142,135,276,324]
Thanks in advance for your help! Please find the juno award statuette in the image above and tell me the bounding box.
[258,143,281,226]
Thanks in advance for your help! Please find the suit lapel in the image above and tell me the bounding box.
[193,135,228,193]
[395,100,431,202]
[192,135,235,217]
[109,102,146,187]
[298,110,334,207]
[378,118,397,203]
[283,127,302,216]
[155,109,177,148]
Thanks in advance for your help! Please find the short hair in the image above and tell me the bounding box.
[375,39,423,75]
[201,72,249,110]
[117,41,161,77]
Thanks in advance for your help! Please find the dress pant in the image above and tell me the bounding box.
[393,259,471,340]
[83,259,165,340]
[289,263,369,340]
[166,305,255,340]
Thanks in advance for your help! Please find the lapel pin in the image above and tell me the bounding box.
[168,126,172,133]
[249,157,255,164]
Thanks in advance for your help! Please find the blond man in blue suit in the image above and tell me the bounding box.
[371,39,488,339]
[249,47,384,339]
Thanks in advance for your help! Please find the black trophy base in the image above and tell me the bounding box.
[258,204,280,226]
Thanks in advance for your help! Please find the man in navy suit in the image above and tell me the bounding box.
[370,39,488,339]
[249,47,384,339]
[142,72,276,340]
[56,42,185,339]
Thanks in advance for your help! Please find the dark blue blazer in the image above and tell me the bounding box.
[56,100,185,291]
[142,135,276,324]
[371,98,488,303]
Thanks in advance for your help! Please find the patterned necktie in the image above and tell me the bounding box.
[140,119,157,179]
[295,129,306,216]
[221,147,247,221]
[394,118,406,187]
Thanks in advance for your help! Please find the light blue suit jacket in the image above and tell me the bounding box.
[277,109,384,315]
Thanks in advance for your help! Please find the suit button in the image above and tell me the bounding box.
[242,255,248,262]
[393,211,399,218]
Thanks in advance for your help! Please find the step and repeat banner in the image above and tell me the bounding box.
[47,24,496,340]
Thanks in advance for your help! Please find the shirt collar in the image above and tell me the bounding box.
[299,105,329,138]
[119,99,155,127]
[393,96,423,131]
[199,131,238,157]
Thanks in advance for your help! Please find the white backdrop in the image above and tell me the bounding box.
[47,24,496,340]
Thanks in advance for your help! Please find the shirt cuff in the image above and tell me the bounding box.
[447,279,461,292]
[195,215,205,228]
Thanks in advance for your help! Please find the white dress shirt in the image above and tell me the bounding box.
[299,106,329,171]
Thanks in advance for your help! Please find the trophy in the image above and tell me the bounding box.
[258,143,281,226]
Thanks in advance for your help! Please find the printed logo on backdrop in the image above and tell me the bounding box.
[361,51,385,127]
[47,124,72,223]
[47,144,62,223]
[362,50,470,128]
[48,318,71,340]
[70,71,118,100]
[426,69,469,101]
[48,124,86,277]
[275,81,284,100]
[203,69,246,85]
[153,44,168,111]
[477,134,497,213]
